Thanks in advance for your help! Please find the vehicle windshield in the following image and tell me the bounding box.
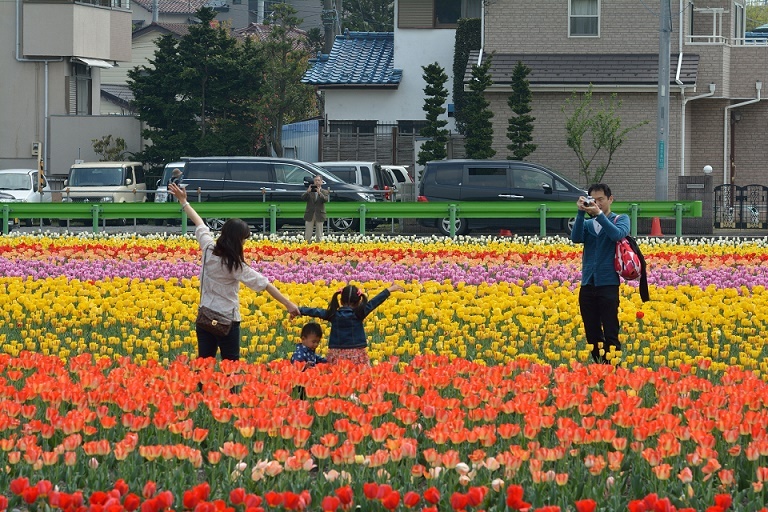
[0,173,32,191]
[301,163,345,184]
[69,168,124,187]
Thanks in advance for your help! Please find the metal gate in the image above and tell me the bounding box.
[713,184,768,229]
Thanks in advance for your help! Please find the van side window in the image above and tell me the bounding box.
[360,166,372,187]
[274,164,312,184]
[185,162,226,181]
[328,169,356,184]
[134,166,145,184]
[514,168,552,190]
[467,166,507,187]
[229,162,271,182]
[434,167,462,185]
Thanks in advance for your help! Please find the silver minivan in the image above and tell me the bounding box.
[154,162,185,204]
[313,161,396,198]
[0,168,53,228]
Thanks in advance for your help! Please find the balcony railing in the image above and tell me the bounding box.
[74,0,130,8]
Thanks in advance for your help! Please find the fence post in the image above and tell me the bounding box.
[358,204,367,235]
[2,205,9,235]
[91,205,100,233]
[675,203,684,236]
[181,208,188,235]
[269,205,277,234]
[539,204,548,237]
[629,203,639,237]
[449,204,457,239]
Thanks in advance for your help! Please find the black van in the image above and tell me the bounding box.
[181,157,378,231]
[418,160,587,235]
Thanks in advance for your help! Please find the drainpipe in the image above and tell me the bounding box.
[722,81,762,184]
[477,2,484,66]
[16,0,62,177]
[679,83,716,176]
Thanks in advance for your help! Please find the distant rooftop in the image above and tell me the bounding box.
[302,31,401,88]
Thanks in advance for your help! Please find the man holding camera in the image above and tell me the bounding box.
[571,183,629,364]
[302,175,329,243]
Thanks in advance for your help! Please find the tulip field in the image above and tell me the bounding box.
[1,232,768,512]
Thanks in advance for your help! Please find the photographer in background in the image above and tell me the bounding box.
[302,175,329,243]
[571,184,629,365]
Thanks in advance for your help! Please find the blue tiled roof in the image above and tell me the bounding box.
[302,32,401,88]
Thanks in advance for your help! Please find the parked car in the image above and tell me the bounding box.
[0,168,52,228]
[180,156,379,231]
[313,161,396,200]
[382,165,414,185]
[418,159,586,236]
[63,162,147,204]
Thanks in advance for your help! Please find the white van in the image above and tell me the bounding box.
[63,162,147,203]
[313,161,396,193]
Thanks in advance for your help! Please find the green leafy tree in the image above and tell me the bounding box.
[506,61,536,160]
[747,4,768,30]
[92,135,128,161]
[453,18,481,135]
[417,63,450,167]
[562,85,648,185]
[258,3,318,157]
[463,57,495,159]
[341,0,393,31]
[128,8,265,167]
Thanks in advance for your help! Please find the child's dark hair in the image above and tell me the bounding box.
[301,322,323,339]
[326,284,368,320]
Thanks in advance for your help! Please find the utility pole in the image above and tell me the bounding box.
[323,0,336,54]
[656,0,672,200]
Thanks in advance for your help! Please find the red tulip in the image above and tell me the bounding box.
[713,495,733,509]
[403,491,420,508]
[450,492,469,511]
[142,481,157,499]
[575,499,597,512]
[321,496,340,512]
[380,491,400,511]
[229,489,246,506]
[10,477,30,496]
[363,483,379,500]
[264,492,283,508]
[506,485,531,511]
[334,486,353,506]
[123,494,141,512]
[423,487,441,505]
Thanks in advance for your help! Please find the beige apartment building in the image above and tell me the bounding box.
[476,0,768,212]
[1,0,140,177]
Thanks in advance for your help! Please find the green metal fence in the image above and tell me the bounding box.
[2,200,702,237]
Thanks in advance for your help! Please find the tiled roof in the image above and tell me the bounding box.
[132,0,208,14]
[101,85,134,109]
[302,31,401,88]
[133,22,191,38]
[468,52,700,87]
[232,23,309,52]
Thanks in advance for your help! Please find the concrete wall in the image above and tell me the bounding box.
[49,115,143,177]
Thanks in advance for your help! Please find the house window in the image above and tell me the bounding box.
[398,120,428,134]
[569,0,599,37]
[399,0,481,29]
[734,2,745,43]
[73,63,92,115]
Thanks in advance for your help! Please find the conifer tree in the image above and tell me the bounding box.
[464,57,495,159]
[417,63,450,167]
[506,61,537,160]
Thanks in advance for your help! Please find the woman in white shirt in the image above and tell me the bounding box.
[169,183,300,360]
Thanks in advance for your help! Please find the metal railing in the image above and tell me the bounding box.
[1,200,702,237]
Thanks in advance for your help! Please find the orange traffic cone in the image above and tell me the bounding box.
[650,217,663,237]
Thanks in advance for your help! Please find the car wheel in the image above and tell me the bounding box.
[206,218,226,231]
[331,217,359,232]
[565,217,577,236]
[438,217,469,236]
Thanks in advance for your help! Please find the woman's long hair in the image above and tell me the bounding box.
[212,218,251,272]
[326,284,368,320]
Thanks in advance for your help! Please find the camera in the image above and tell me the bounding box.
[584,196,594,207]
[311,185,317,191]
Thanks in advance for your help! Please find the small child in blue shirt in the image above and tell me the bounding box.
[291,322,327,369]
